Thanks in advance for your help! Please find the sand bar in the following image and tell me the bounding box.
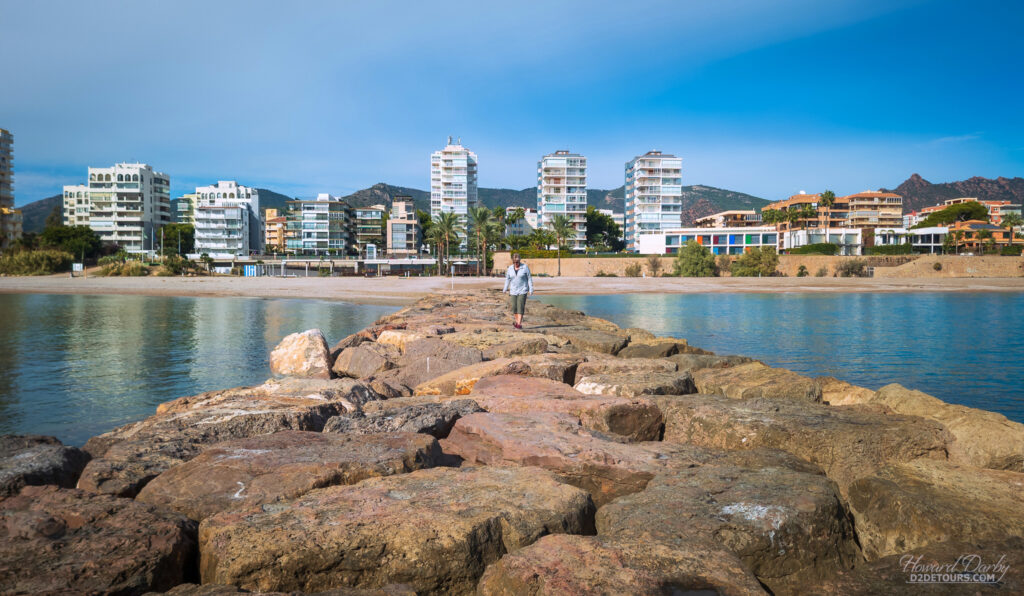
[2,275,1023,305]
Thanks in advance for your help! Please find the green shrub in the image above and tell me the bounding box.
[1000,245,1023,256]
[624,263,642,277]
[836,259,868,278]
[672,241,717,277]
[0,250,75,275]
[789,243,839,255]
[933,262,943,271]
[594,270,617,277]
[867,244,913,255]
[730,247,780,277]
[815,266,829,277]
[98,261,149,276]
[318,267,331,277]
[797,265,809,277]
[97,255,123,266]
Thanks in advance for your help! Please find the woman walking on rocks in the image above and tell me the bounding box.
[503,252,534,330]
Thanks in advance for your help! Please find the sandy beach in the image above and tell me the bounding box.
[2,274,1023,305]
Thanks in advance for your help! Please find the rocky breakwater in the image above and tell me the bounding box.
[1,288,1022,595]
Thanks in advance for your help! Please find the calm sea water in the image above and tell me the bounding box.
[541,293,1024,424]
[0,294,397,446]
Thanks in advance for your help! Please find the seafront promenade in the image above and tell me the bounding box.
[1,289,1021,594]
[2,274,1024,305]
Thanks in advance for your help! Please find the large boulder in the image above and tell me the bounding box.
[445,412,715,507]
[414,354,585,396]
[136,431,441,521]
[0,485,196,595]
[269,329,332,379]
[615,340,683,359]
[440,330,563,356]
[153,584,418,595]
[540,327,628,354]
[869,383,1024,472]
[470,374,584,399]
[79,378,378,497]
[573,356,677,380]
[847,460,1024,560]
[816,376,875,406]
[655,393,952,496]
[666,353,755,374]
[0,435,90,498]
[813,537,1024,595]
[574,371,695,397]
[331,342,400,379]
[466,394,663,442]
[198,466,594,594]
[323,399,484,438]
[692,361,822,403]
[596,463,859,594]
[477,533,767,596]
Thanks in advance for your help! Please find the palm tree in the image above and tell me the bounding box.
[528,228,555,250]
[819,190,836,231]
[469,206,494,275]
[1001,213,1022,249]
[431,212,464,276]
[550,214,576,277]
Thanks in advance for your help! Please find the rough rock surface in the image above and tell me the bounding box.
[813,537,1024,595]
[136,431,442,521]
[446,412,717,507]
[470,374,585,399]
[323,399,484,438]
[441,330,558,357]
[414,354,585,395]
[847,460,1024,560]
[539,326,628,354]
[331,342,400,379]
[816,376,875,406]
[656,393,952,496]
[574,370,695,397]
[79,378,379,497]
[597,463,859,594]
[615,339,683,359]
[692,361,823,403]
[152,584,418,596]
[477,533,767,596]
[199,466,593,594]
[466,394,663,442]
[667,352,755,374]
[0,435,90,498]
[269,329,333,379]
[0,485,196,595]
[573,356,677,380]
[869,383,1024,471]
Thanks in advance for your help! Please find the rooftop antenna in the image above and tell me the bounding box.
[458,136,461,145]
[447,135,452,145]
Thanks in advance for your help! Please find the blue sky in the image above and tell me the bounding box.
[2,0,1022,206]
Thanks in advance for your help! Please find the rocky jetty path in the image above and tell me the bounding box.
[2,289,1022,595]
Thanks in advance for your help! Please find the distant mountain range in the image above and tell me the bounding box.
[16,175,1023,234]
[881,174,1024,213]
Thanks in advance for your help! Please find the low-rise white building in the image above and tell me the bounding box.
[637,226,778,255]
[63,163,171,252]
[505,206,538,237]
[193,181,262,257]
[782,228,863,255]
[875,226,948,254]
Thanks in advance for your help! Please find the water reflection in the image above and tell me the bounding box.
[0,294,396,445]
[541,292,1024,423]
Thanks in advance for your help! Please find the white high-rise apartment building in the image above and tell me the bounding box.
[624,151,683,251]
[193,181,262,257]
[430,136,477,249]
[0,128,22,249]
[63,163,171,252]
[537,150,587,251]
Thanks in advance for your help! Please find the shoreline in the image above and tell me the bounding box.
[2,275,1024,305]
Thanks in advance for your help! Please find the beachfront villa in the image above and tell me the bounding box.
[537,150,587,251]
[917,197,1022,226]
[430,137,478,250]
[637,225,778,255]
[694,210,763,228]
[624,150,683,251]
[264,208,287,253]
[62,163,171,253]
[875,227,949,254]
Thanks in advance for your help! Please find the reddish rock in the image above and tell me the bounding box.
[596,462,859,594]
[414,354,585,396]
[1,435,90,498]
[692,361,823,403]
[847,460,1024,560]
[470,374,584,399]
[269,329,332,379]
[477,533,767,596]
[198,466,593,594]
[444,412,713,507]
[323,400,484,438]
[573,356,677,380]
[331,343,400,379]
[816,376,875,406]
[0,485,196,595]
[79,378,378,497]
[467,394,663,442]
[615,340,683,359]
[136,431,442,521]
[655,394,952,497]
[666,353,755,374]
[540,327,628,354]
